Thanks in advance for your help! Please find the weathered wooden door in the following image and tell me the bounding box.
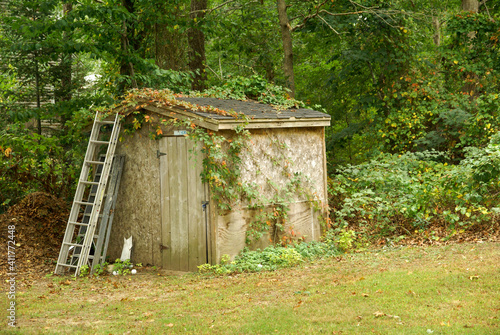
[159,136,209,271]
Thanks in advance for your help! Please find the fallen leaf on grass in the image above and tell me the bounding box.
[362,293,369,297]
[167,323,174,327]
[294,300,303,309]
[60,280,71,286]
[469,275,480,280]
[373,311,386,318]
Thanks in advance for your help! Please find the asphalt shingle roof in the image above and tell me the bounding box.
[176,97,330,120]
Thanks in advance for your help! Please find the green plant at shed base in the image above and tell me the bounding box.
[198,240,339,276]
[93,262,108,276]
[113,259,132,275]
[79,265,90,277]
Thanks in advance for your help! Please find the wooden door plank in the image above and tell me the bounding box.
[205,182,213,265]
[159,138,172,269]
[196,141,208,267]
[187,140,198,271]
[186,140,208,271]
[177,137,189,271]
[168,138,181,271]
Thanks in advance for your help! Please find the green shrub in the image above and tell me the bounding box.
[329,134,500,237]
[198,241,339,276]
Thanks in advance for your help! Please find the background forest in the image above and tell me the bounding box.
[1,0,499,242]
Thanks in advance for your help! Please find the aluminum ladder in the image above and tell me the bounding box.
[55,111,122,276]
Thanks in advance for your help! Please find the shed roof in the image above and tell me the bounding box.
[176,97,330,120]
[116,89,331,131]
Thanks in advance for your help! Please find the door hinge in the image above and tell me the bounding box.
[157,150,167,158]
[159,243,169,252]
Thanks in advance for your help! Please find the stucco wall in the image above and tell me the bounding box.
[215,127,327,261]
[109,127,161,265]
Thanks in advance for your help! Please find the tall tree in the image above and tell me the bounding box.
[0,0,61,134]
[119,0,138,92]
[189,0,208,91]
[462,0,478,12]
[276,0,295,97]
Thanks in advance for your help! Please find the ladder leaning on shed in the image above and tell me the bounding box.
[55,111,123,276]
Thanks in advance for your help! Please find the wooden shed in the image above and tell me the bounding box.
[106,90,331,272]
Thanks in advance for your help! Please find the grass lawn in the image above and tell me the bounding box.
[3,241,499,334]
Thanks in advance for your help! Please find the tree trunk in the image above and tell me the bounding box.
[461,0,479,96]
[34,55,42,136]
[119,0,137,93]
[154,2,187,71]
[188,0,207,91]
[432,16,441,46]
[58,2,73,128]
[276,0,295,98]
[155,23,186,71]
[462,0,479,12]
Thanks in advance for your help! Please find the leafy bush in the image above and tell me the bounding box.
[198,240,339,275]
[194,75,305,109]
[0,121,88,213]
[329,134,500,237]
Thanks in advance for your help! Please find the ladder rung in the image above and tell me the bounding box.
[85,160,105,165]
[63,242,85,248]
[58,263,78,269]
[80,180,99,185]
[96,120,115,124]
[68,221,88,226]
[75,201,94,206]
[90,140,110,145]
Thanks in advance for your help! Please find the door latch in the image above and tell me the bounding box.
[159,243,169,252]
[202,200,209,211]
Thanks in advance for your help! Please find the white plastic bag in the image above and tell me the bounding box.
[120,236,133,261]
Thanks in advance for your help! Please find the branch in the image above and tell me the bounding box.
[206,0,262,17]
[289,0,329,32]
[206,0,237,14]
[206,65,222,81]
[480,1,494,20]
[317,15,340,35]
